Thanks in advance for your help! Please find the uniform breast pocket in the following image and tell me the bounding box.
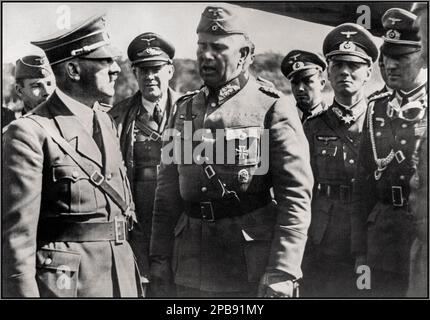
[36,248,81,297]
[224,127,262,166]
[314,136,343,180]
[52,164,98,214]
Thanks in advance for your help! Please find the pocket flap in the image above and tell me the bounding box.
[36,248,81,272]
[52,165,87,182]
[316,145,338,157]
[225,127,261,140]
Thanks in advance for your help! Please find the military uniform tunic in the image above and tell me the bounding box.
[109,88,179,278]
[352,85,428,296]
[150,77,313,293]
[2,92,140,297]
[302,98,367,296]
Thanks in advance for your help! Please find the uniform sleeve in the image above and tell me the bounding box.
[266,97,313,279]
[351,108,378,255]
[2,119,44,297]
[150,115,184,261]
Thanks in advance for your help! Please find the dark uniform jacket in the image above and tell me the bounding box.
[304,98,367,261]
[352,85,428,275]
[150,76,313,293]
[2,92,140,297]
[109,88,179,278]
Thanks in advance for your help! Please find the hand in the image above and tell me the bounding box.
[258,272,297,298]
[149,258,175,297]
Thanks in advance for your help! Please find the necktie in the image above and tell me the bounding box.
[152,102,163,127]
[92,111,104,153]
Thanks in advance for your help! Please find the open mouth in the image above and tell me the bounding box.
[200,65,217,74]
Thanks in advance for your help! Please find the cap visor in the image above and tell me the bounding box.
[289,68,320,81]
[381,43,421,57]
[329,53,369,64]
[133,58,170,67]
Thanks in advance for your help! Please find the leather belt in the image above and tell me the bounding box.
[317,183,352,202]
[135,166,158,181]
[378,185,408,207]
[38,217,130,244]
[184,197,272,222]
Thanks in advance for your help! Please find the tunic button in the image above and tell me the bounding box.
[376,131,382,137]
[400,139,407,145]
[210,102,217,108]
[322,150,327,155]
[44,257,53,265]
[349,159,355,164]
[201,187,208,193]
[72,171,79,178]
[106,173,112,180]
[401,123,408,128]
[351,178,355,183]
[400,175,405,180]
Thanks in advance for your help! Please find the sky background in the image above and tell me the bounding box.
[2,2,362,63]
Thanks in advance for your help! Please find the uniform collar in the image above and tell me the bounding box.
[56,88,95,133]
[332,97,367,125]
[300,101,327,120]
[203,73,249,106]
[395,82,427,104]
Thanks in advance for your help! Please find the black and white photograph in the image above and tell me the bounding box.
[1,0,428,305]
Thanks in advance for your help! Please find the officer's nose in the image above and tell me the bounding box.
[39,83,49,98]
[110,60,121,75]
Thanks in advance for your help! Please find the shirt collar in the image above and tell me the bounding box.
[396,82,427,103]
[140,92,168,115]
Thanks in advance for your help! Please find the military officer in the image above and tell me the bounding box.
[281,50,328,122]
[150,4,312,297]
[302,23,378,297]
[352,8,427,297]
[15,54,55,115]
[2,14,141,297]
[109,32,180,289]
[406,1,428,298]
[368,51,393,99]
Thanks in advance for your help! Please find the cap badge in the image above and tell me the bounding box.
[290,53,301,61]
[207,8,224,18]
[34,57,45,65]
[388,17,402,25]
[140,37,156,47]
[293,61,305,70]
[341,31,357,39]
[386,29,401,40]
[339,41,356,51]
[211,24,219,31]
[136,47,161,57]
[237,169,250,184]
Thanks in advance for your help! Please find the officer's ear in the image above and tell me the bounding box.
[364,64,373,83]
[167,64,175,80]
[65,61,81,81]
[238,46,251,66]
[15,82,24,98]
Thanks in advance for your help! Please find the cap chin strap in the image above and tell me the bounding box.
[71,40,110,57]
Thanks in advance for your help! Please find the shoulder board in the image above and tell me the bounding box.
[257,76,275,87]
[177,89,200,103]
[368,91,392,102]
[259,85,281,98]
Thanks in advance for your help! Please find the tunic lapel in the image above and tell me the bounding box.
[48,93,103,167]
